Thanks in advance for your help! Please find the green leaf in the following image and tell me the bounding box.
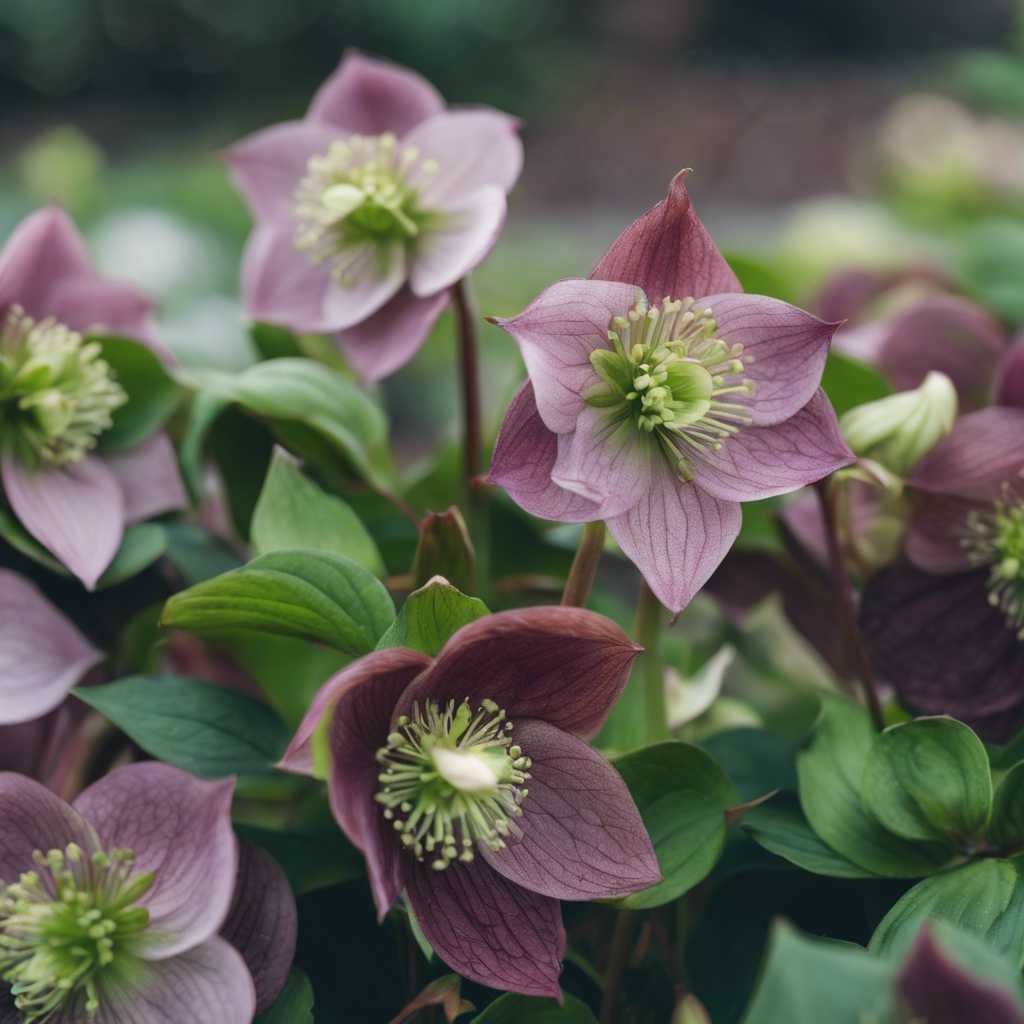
[253,967,315,1024]
[819,350,891,418]
[610,741,740,909]
[870,856,1024,965]
[161,548,395,656]
[74,675,290,778]
[163,523,244,586]
[235,825,363,896]
[740,920,894,1024]
[93,335,182,451]
[178,392,230,499]
[251,447,384,575]
[250,322,304,361]
[723,252,796,303]
[861,717,992,844]
[991,761,1024,847]
[95,523,168,589]
[376,576,488,657]
[796,696,952,877]
[472,992,597,1023]
[741,792,882,879]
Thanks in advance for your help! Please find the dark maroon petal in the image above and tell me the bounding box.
[905,493,986,573]
[814,267,890,323]
[219,840,297,1015]
[480,720,660,901]
[406,858,564,1000]
[898,926,1024,1024]
[907,407,1024,501]
[994,330,1024,409]
[879,296,1008,410]
[487,381,601,524]
[859,563,1024,726]
[589,169,740,300]
[394,608,640,740]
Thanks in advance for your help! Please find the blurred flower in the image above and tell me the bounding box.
[994,329,1024,408]
[664,644,735,731]
[225,50,523,383]
[814,264,952,327]
[279,607,659,998]
[488,171,853,612]
[0,207,187,588]
[0,763,268,1023]
[17,126,104,214]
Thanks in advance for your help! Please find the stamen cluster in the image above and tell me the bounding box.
[374,698,531,871]
[0,306,127,468]
[587,296,755,481]
[0,845,153,1022]
[963,485,1024,637]
[293,132,438,285]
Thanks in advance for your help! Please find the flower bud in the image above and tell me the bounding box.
[840,370,957,476]
[411,506,476,594]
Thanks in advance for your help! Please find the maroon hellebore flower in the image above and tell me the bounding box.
[0,762,297,1023]
[0,207,186,589]
[224,50,523,383]
[994,328,1024,409]
[278,607,661,999]
[488,172,853,612]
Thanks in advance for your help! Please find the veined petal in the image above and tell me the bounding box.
[488,381,602,523]
[589,169,740,299]
[394,607,640,740]
[73,764,238,959]
[46,274,156,346]
[692,388,854,502]
[605,463,742,614]
[307,50,445,136]
[994,330,1024,409]
[0,569,103,724]
[402,110,524,206]
[695,293,837,427]
[492,277,645,434]
[406,858,564,1000]
[905,493,986,573]
[1,453,125,590]
[103,431,188,524]
[480,720,660,901]
[551,404,651,517]
[408,185,506,297]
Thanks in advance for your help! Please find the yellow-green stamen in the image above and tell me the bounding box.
[963,487,1024,637]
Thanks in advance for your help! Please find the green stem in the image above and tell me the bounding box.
[561,521,606,608]
[634,580,668,744]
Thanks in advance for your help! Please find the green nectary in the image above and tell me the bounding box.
[0,845,153,1021]
[965,492,1024,637]
[585,296,755,481]
[374,698,532,871]
[0,307,127,468]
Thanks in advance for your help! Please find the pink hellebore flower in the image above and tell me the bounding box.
[279,607,661,999]
[225,50,523,383]
[0,762,296,1023]
[488,172,854,612]
[0,207,187,590]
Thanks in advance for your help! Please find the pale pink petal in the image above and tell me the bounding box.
[480,720,661,901]
[589,169,740,299]
[74,764,237,959]
[223,120,343,223]
[103,432,188,523]
[696,293,838,426]
[492,277,645,434]
[0,773,99,883]
[79,937,256,1024]
[605,463,743,614]
[488,381,602,523]
[550,404,651,517]
[994,330,1024,408]
[46,275,156,344]
[0,569,103,724]
[832,323,889,364]
[403,110,524,206]
[408,185,506,297]
[335,286,450,384]
[308,50,445,135]
[693,389,854,502]
[0,206,93,314]
[1,453,125,590]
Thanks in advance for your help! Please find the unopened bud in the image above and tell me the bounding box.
[411,506,476,594]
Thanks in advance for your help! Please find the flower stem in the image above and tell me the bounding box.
[453,278,482,496]
[562,521,606,608]
[634,580,669,744]
[813,478,885,730]
[599,909,639,1024]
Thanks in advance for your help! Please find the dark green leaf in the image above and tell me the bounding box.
[163,523,244,586]
[95,523,168,589]
[235,825,363,896]
[253,967,315,1024]
[472,992,597,1023]
[991,761,1024,848]
[250,323,304,361]
[723,252,796,303]
[376,576,488,657]
[178,392,230,499]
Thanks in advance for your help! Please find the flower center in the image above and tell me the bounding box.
[0,307,127,469]
[586,296,755,481]
[963,489,1024,637]
[0,845,153,1021]
[374,698,531,871]
[293,132,438,285]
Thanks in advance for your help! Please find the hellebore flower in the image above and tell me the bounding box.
[278,607,661,998]
[488,172,853,612]
[225,50,523,383]
[994,329,1024,409]
[0,762,274,1023]
[0,207,187,589]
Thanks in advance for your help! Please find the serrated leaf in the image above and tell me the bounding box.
[376,576,488,657]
